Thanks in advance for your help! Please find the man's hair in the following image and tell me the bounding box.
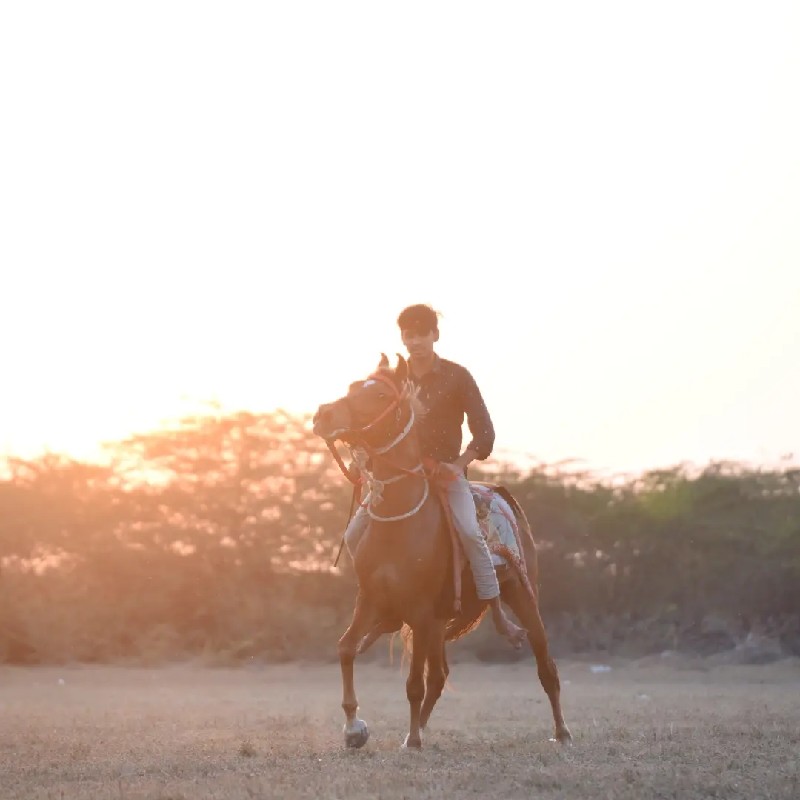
[397,304,440,333]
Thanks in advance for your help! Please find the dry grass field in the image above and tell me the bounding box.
[1,655,799,800]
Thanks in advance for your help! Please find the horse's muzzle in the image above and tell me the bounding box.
[313,403,348,439]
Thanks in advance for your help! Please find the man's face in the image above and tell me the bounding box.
[401,327,437,359]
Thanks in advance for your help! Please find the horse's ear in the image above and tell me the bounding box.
[378,353,390,369]
[394,354,408,385]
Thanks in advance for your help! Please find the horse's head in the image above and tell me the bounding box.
[312,354,411,449]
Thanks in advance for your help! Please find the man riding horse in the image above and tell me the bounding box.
[343,303,526,649]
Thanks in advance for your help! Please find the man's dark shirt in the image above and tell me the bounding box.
[412,355,495,463]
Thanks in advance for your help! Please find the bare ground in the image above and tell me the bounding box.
[1,656,799,800]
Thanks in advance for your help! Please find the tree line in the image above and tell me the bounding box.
[1,411,797,664]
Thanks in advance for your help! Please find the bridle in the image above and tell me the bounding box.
[325,371,428,522]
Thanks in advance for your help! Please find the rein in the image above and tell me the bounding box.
[326,439,362,486]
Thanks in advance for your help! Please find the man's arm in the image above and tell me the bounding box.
[455,367,495,472]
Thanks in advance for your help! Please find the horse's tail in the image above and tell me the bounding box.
[399,623,413,661]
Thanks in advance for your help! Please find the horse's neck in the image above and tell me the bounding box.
[372,429,422,484]
[368,429,427,520]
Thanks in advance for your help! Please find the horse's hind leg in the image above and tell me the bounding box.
[419,622,447,731]
[501,580,573,745]
[338,591,376,749]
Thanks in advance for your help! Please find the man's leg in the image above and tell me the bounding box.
[446,476,526,647]
[344,494,371,560]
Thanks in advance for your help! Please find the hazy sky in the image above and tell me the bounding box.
[2,2,799,476]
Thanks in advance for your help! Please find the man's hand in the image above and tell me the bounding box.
[439,462,463,477]
[433,449,478,482]
[451,449,479,475]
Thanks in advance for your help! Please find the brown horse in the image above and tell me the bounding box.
[312,355,572,749]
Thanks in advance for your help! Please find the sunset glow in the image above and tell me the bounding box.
[2,2,799,476]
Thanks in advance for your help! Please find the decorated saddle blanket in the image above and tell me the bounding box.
[469,483,522,568]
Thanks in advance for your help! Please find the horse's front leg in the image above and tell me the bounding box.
[338,591,375,749]
[419,620,447,731]
[403,616,433,749]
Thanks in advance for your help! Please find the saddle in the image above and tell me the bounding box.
[469,482,537,603]
[470,483,521,566]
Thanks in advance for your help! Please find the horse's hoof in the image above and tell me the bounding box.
[401,734,422,750]
[550,727,573,746]
[344,718,369,749]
